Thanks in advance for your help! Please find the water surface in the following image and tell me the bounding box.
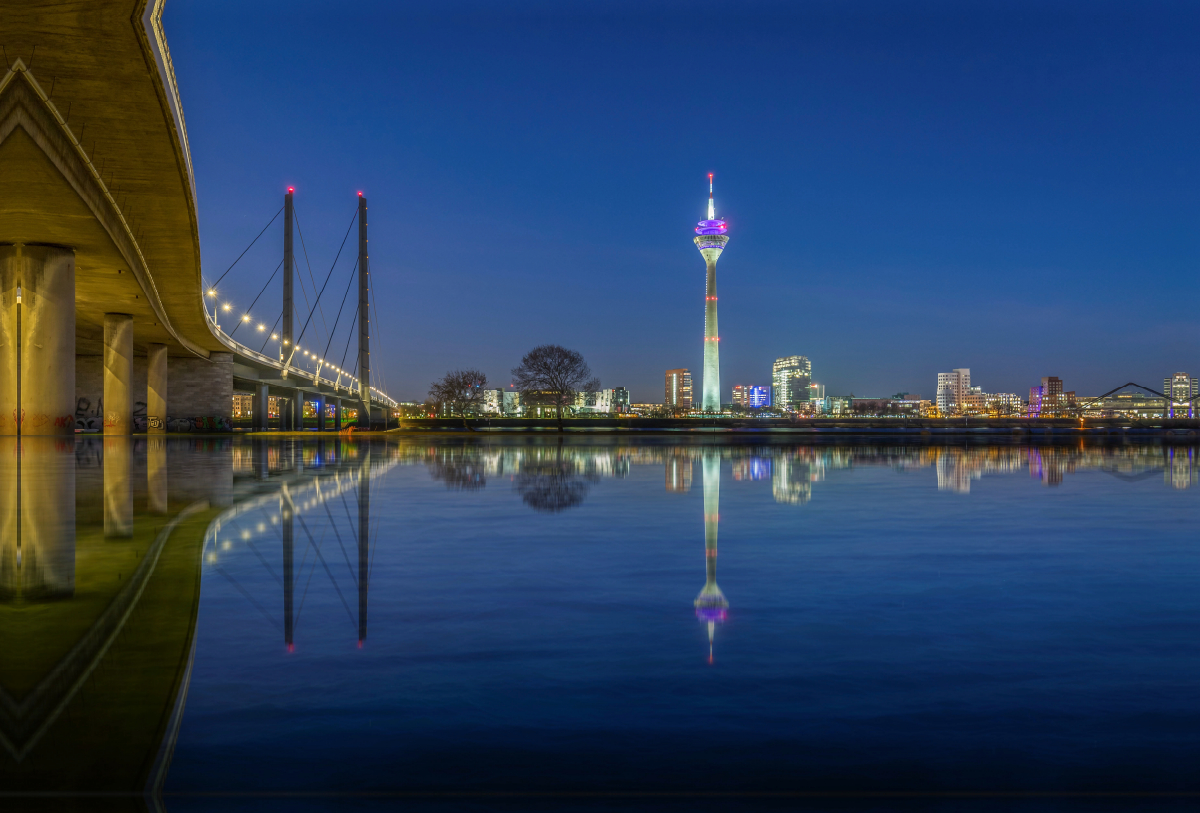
[2,437,1198,807]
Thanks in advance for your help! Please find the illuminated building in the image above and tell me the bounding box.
[482,389,522,416]
[694,453,727,661]
[575,388,632,414]
[694,174,728,412]
[665,369,693,410]
[772,356,812,410]
[732,385,771,408]
[936,368,970,414]
[1028,377,1073,417]
[1163,373,1198,418]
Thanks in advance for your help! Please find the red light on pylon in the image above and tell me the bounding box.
[287,186,294,193]
[357,191,363,197]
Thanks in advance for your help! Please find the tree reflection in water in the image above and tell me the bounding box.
[514,445,600,513]
[425,448,487,491]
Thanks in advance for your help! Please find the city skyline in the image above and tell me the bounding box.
[171,2,1200,403]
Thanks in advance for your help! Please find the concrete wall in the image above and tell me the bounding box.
[75,352,232,431]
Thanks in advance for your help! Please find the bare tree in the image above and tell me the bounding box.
[429,369,488,428]
[511,345,599,431]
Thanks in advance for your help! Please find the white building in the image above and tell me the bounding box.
[483,389,522,416]
[936,368,971,414]
[575,388,631,414]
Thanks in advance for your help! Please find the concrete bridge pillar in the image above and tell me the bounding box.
[253,383,270,432]
[315,393,326,432]
[103,314,134,435]
[293,391,306,431]
[0,245,77,435]
[103,436,133,537]
[333,397,342,430]
[147,343,167,434]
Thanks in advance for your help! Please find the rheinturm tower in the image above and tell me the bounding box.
[694,174,728,413]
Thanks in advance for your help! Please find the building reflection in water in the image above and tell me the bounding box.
[694,453,728,663]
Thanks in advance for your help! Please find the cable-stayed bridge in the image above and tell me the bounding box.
[0,1,396,435]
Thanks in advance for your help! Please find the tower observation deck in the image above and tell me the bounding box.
[694,174,728,413]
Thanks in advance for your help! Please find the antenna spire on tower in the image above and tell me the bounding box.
[707,173,715,220]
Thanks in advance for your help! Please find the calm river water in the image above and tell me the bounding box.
[2,436,1199,810]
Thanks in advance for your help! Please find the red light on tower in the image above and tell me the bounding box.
[287,186,294,193]
[357,191,363,197]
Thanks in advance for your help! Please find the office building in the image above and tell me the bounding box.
[772,356,812,411]
[1164,373,1198,418]
[936,368,971,414]
[575,387,631,414]
[483,388,522,416]
[732,385,771,408]
[694,174,729,412]
[1028,377,1074,417]
[665,369,693,410]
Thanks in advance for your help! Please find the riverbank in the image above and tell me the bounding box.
[391,416,1200,437]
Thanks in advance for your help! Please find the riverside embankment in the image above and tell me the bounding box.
[395,416,1200,438]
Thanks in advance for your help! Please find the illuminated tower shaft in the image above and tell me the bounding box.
[694,175,728,413]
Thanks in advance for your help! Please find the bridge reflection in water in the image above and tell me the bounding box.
[0,436,390,800]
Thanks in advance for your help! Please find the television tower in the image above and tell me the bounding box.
[694,174,728,413]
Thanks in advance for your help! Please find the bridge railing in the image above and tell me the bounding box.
[204,306,396,408]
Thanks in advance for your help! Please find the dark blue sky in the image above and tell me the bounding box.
[169,0,1200,402]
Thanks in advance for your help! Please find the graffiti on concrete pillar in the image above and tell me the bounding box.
[75,397,102,432]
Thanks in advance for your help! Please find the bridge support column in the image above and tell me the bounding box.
[292,391,305,431]
[103,313,133,435]
[103,436,133,537]
[0,245,76,435]
[253,383,270,432]
[147,343,167,434]
[315,393,326,432]
[333,398,342,431]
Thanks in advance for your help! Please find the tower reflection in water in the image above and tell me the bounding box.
[694,452,727,663]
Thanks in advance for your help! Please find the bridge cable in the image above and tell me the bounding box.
[285,205,358,369]
[293,208,334,351]
[259,311,283,355]
[205,205,283,291]
[337,308,359,401]
[228,258,283,339]
[318,257,359,371]
[367,274,394,403]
